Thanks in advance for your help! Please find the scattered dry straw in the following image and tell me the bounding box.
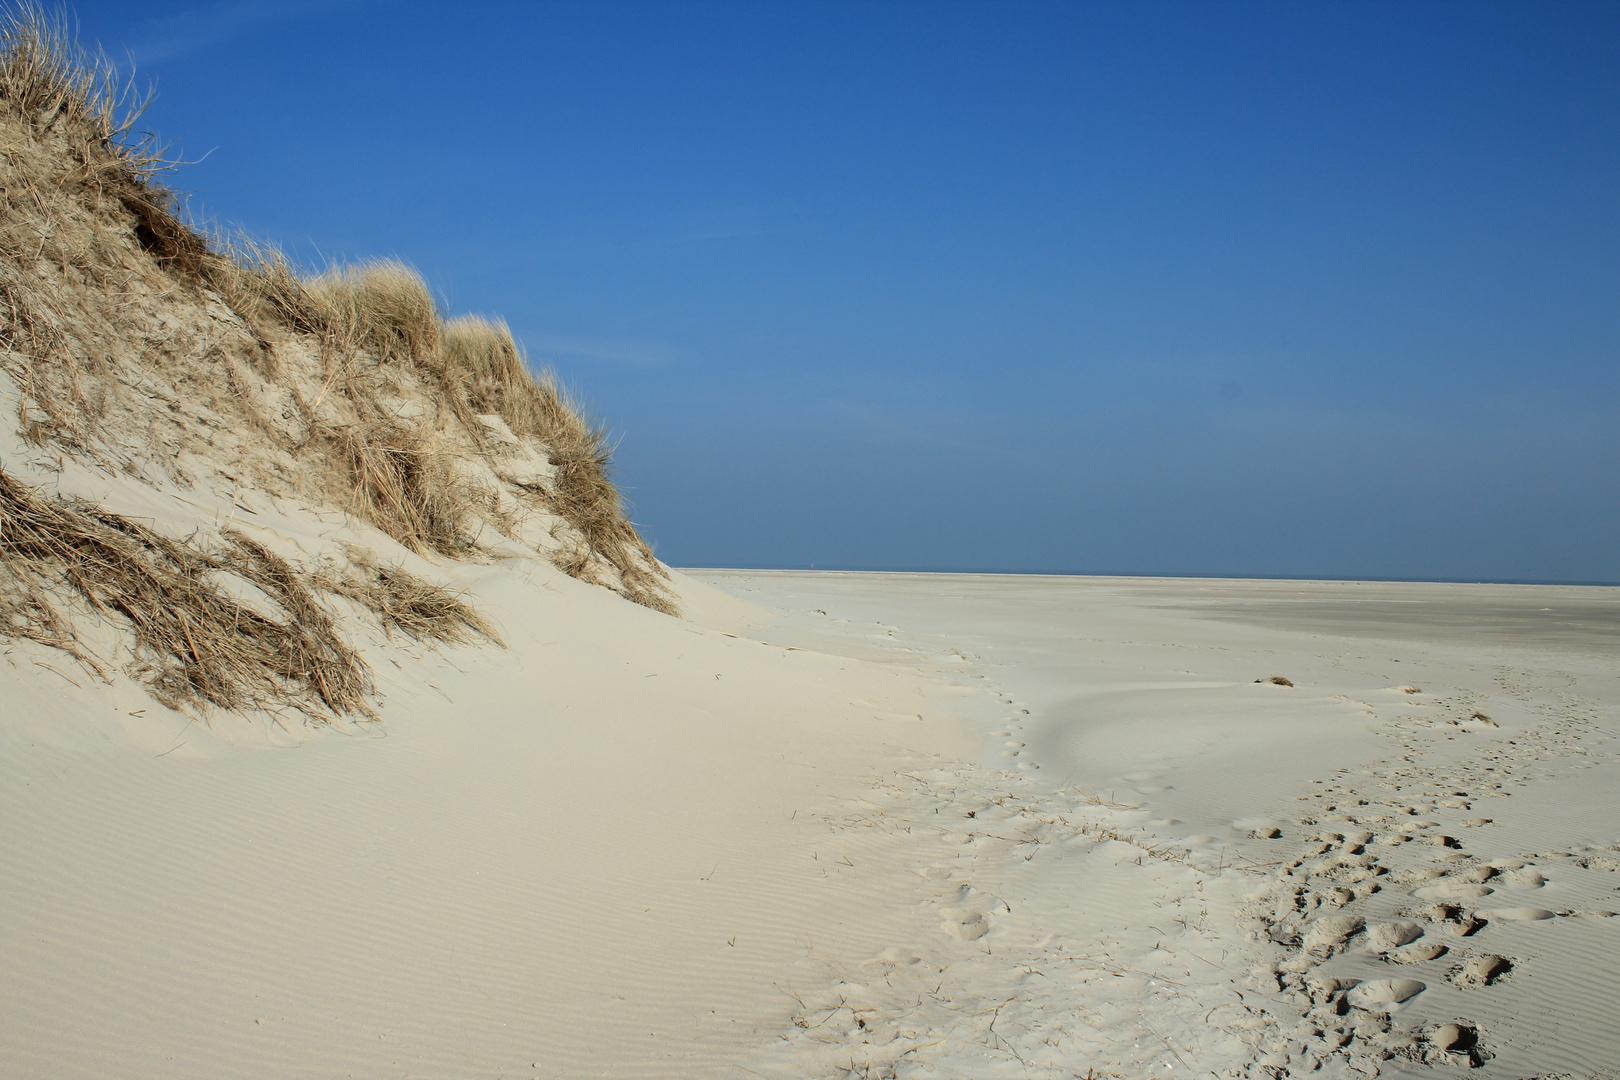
[324,547,500,646]
[0,467,373,718]
[0,6,677,616]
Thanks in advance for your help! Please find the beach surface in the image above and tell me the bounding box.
[693,571,1620,1078]
[3,564,1616,1078]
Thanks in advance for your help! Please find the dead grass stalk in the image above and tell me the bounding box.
[0,466,373,718]
[305,260,441,368]
[444,315,672,606]
[322,548,500,646]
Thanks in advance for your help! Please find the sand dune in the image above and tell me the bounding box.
[2,13,1616,1077]
[1,554,975,1075]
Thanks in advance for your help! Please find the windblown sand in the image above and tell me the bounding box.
[3,566,1616,1078]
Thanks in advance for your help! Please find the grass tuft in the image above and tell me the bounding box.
[0,3,145,150]
[444,315,676,612]
[337,423,478,557]
[0,466,373,719]
[322,546,501,646]
[306,260,442,368]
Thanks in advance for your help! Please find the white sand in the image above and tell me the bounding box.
[4,550,1616,1076]
[694,571,1620,1077]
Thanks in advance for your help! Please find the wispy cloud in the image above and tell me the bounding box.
[521,333,680,371]
[96,0,370,68]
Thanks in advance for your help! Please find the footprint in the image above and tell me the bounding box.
[1450,953,1512,987]
[1477,906,1556,921]
[1428,904,1484,937]
[1389,941,1448,964]
[939,907,990,940]
[1317,886,1355,909]
[1425,1023,1483,1066]
[1347,978,1425,1010]
[1415,882,1494,899]
[1508,868,1546,887]
[1302,914,1364,952]
[1366,921,1424,952]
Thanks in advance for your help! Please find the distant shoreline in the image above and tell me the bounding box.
[678,566,1620,588]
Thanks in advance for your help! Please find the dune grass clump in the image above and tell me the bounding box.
[0,5,126,134]
[0,467,373,718]
[0,6,161,450]
[322,547,500,646]
[205,233,325,352]
[0,6,676,621]
[337,423,479,557]
[0,5,210,279]
[444,314,675,611]
[444,315,532,425]
[297,267,502,563]
[305,260,442,368]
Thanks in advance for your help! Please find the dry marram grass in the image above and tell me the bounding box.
[337,422,481,557]
[0,466,373,718]
[324,546,501,646]
[444,314,675,612]
[0,6,677,719]
[306,260,442,369]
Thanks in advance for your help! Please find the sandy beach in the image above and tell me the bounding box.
[1,13,1616,1076]
[5,561,1615,1077]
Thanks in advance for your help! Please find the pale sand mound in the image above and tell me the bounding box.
[0,16,985,1076]
[0,509,983,1077]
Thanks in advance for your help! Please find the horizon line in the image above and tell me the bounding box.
[673,566,1620,589]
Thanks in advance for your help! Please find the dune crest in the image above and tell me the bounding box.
[0,8,676,723]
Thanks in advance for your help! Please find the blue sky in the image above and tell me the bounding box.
[69,0,1618,582]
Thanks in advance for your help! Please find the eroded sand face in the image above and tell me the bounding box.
[694,572,1620,1078]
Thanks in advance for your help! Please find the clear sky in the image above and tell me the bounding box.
[67,0,1619,583]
